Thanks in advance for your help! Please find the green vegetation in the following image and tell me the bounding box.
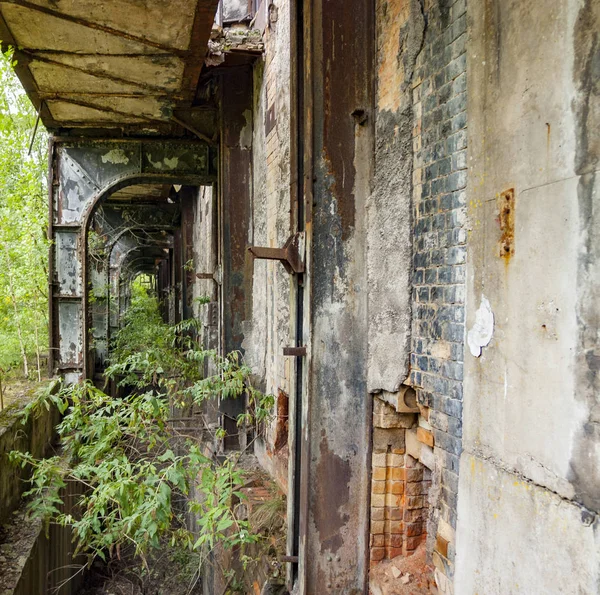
[11,286,275,585]
[0,48,49,384]
[1,46,284,592]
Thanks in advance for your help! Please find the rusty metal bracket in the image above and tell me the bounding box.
[283,346,306,357]
[195,268,221,285]
[248,233,304,274]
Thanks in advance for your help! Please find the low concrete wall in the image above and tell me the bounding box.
[0,395,60,526]
[0,389,86,594]
[0,479,86,595]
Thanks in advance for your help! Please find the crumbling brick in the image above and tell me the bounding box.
[417,426,435,447]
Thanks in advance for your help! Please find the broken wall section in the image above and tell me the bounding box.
[370,0,467,592]
[369,398,431,565]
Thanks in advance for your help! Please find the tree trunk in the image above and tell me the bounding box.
[3,244,29,378]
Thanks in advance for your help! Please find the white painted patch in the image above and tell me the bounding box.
[467,295,494,357]
[101,149,129,165]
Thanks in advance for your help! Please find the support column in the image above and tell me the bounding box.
[300,1,375,592]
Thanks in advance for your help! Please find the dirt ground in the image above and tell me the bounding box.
[369,544,437,595]
[76,543,203,595]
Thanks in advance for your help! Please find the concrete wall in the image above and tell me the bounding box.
[243,0,293,491]
[0,397,59,525]
[0,397,85,595]
[456,0,600,592]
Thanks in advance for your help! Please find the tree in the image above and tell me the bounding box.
[0,47,49,380]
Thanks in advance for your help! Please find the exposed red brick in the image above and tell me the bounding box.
[371,534,385,547]
[387,467,406,481]
[389,481,405,495]
[386,520,403,535]
[405,534,426,551]
[387,507,403,521]
[372,466,387,481]
[372,480,386,494]
[406,468,424,482]
[406,522,425,537]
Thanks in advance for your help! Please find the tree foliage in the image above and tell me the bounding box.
[0,47,49,378]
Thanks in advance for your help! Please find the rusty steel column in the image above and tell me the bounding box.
[219,66,254,448]
[299,0,375,593]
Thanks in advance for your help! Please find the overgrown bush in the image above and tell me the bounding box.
[10,286,275,582]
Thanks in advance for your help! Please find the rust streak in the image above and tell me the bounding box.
[498,187,515,263]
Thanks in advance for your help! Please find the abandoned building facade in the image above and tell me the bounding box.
[0,0,598,593]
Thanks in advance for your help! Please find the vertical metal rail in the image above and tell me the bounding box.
[286,0,315,590]
[288,0,306,585]
[47,138,56,375]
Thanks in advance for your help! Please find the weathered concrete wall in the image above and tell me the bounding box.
[302,0,374,591]
[0,479,86,595]
[193,186,219,350]
[456,0,600,592]
[243,0,293,492]
[0,398,59,526]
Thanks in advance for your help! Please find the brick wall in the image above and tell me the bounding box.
[370,399,431,566]
[409,0,467,592]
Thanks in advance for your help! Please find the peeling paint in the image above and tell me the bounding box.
[467,295,494,357]
[101,149,130,165]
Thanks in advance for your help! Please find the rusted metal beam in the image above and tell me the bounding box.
[300,0,375,592]
[221,65,253,449]
[248,233,304,274]
[171,114,216,145]
[178,0,220,106]
[283,346,306,357]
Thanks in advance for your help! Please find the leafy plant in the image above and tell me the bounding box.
[10,287,274,576]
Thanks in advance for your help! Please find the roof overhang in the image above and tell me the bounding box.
[0,0,219,135]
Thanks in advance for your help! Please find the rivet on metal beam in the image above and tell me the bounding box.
[248,232,304,274]
[283,346,306,357]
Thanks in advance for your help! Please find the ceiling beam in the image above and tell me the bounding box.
[0,0,187,55]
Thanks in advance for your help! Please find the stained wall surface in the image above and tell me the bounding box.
[456,0,600,592]
[243,0,294,491]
